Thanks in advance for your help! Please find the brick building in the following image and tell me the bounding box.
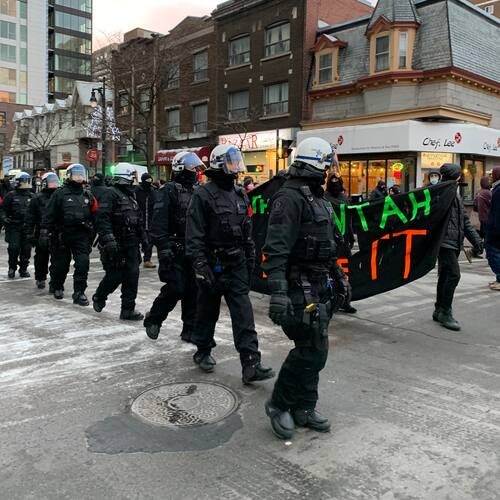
[213,0,373,183]
[470,0,499,17]
[300,0,500,201]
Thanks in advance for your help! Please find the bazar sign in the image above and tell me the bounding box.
[219,129,295,152]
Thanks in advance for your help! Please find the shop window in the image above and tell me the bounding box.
[375,35,390,72]
[399,32,408,69]
[193,50,208,82]
[263,82,288,116]
[229,35,250,66]
[166,108,180,137]
[228,90,249,121]
[265,23,290,58]
[192,103,208,133]
[462,159,485,202]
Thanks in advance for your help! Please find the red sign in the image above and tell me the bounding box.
[155,146,211,166]
[87,148,99,162]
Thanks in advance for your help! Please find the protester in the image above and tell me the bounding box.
[473,176,492,256]
[243,176,256,194]
[485,166,500,291]
[389,184,401,195]
[427,169,441,186]
[433,164,483,331]
[369,180,387,200]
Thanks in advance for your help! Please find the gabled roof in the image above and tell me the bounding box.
[72,81,113,107]
[311,34,348,52]
[367,0,420,32]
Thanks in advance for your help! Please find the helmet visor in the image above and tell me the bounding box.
[181,152,205,172]
[44,173,59,189]
[69,165,86,182]
[223,148,246,174]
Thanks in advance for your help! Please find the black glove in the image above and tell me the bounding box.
[474,241,484,255]
[38,229,51,251]
[193,261,216,289]
[100,236,119,263]
[268,279,294,326]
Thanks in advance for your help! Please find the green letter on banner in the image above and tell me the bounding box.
[380,196,409,229]
[332,203,346,236]
[347,202,370,232]
[409,189,431,221]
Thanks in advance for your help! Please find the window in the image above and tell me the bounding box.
[20,24,26,42]
[0,0,16,16]
[193,50,208,82]
[0,111,6,127]
[229,35,250,66]
[263,82,288,116]
[19,69,26,89]
[55,33,92,55]
[166,108,180,136]
[0,133,6,150]
[54,76,74,93]
[265,23,290,57]
[0,90,16,102]
[20,47,26,64]
[18,92,26,104]
[0,43,15,62]
[228,90,249,121]
[55,54,91,75]
[192,103,208,133]
[0,66,16,85]
[399,32,408,69]
[55,0,91,13]
[138,88,150,112]
[55,12,92,34]
[19,0,27,19]
[167,62,180,89]
[485,5,494,13]
[375,35,390,72]
[0,21,16,40]
[118,91,129,115]
[318,52,333,83]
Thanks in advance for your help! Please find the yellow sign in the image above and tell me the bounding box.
[421,152,454,169]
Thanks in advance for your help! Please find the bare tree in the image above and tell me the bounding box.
[214,105,263,151]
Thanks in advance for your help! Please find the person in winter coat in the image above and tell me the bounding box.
[369,180,387,201]
[473,176,492,256]
[485,166,500,291]
[135,172,157,268]
[90,173,109,203]
[433,164,483,331]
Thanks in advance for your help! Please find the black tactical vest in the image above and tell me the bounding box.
[111,187,140,232]
[61,186,93,227]
[202,182,250,250]
[288,185,336,265]
[8,190,33,223]
[170,183,193,239]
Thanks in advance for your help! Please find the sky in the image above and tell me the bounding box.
[93,0,221,48]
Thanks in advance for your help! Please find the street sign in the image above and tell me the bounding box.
[87,148,100,162]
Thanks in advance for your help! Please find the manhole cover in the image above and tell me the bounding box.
[131,382,239,427]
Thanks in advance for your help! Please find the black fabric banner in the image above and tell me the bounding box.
[249,178,458,301]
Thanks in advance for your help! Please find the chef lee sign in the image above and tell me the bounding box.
[422,132,462,150]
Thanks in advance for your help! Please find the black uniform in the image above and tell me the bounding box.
[135,181,156,262]
[0,188,34,275]
[93,184,142,315]
[90,175,109,203]
[24,188,56,284]
[185,175,262,368]
[262,176,345,415]
[41,181,96,297]
[145,178,197,339]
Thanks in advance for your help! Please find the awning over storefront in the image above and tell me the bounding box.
[298,121,500,158]
[155,146,212,165]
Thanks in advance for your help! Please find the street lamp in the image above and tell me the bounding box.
[89,77,107,175]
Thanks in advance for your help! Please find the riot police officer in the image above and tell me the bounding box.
[0,172,34,279]
[92,164,143,321]
[262,138,349,440]
[89,172,109,203]
[24,172,60,289]
[144,152,203,341]
[185,144,274,385]
[40,164,97,305]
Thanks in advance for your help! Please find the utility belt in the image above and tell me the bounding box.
[292,235,335,262]
[208,247,244,274]
[63,220,93,231]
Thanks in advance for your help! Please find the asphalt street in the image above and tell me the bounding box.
[0,238,498,500]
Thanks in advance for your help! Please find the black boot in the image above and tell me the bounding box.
[341,305,357,314]
[120,309,144,321]
[437,308,461,331]
[54,289,64,300]
[242,363,275,385]
[19,269,30,278]
[292,408,331,432]
[92,295,106,313]
[193,351,216,373]
[73,292,89,306]
[432,305,442,322]
[146,324,160,340]
[36,280,46,289]
[8,268,15,279]
[49,283,55,294]
[265,400,295,440]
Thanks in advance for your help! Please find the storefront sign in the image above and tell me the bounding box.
[299,121,500,157]
[218,129,296,152]
[155,146,211,165]
[420,152,454,168]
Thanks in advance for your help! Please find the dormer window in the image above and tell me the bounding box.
[311,34,347,88]
[399,31,408,69]
[319,53,333,83]
[375,34,390,71]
